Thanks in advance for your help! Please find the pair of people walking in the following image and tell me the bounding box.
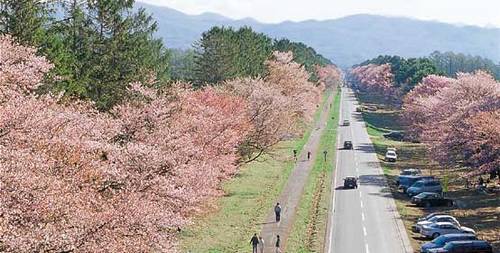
[250,234,281,253]
[250,234,264,253]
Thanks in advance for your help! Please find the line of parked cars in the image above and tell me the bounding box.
[414,213,492,253]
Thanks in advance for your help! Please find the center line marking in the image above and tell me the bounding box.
[365,243,370,253]
[359,191,362,198]
[361,212,365,221]
[363,226,367,236]
[360,200,364,208]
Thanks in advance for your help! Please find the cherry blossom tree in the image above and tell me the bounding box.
[402,71,500,175]
[350,63,396,98]
[402,75,455,139]
[0,36,252,252]
[316,65,342,89]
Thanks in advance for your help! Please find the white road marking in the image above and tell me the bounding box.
[363,226,367,236]
[365,243,370,253]
[362,212,365,221]
[359,191,362,198]
[360,200,364,208]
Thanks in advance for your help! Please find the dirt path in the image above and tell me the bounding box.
[259,91,335,253]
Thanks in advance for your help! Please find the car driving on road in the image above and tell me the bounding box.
[411,192,453,208]
[420,222,475,239]
[343,141,353,149]
[343,177,358,189]
[420,233,478,253]
[407,180,443,197]
[427,240,492,253]
[413,215,460,233]
[343,119,350,126]
[385,150,397,162]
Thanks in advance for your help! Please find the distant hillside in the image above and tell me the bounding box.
[137,2,500,67]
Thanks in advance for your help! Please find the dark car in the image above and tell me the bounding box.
[383,131,404,141]
[344,177,358,189]
[412,192,453,208]
[427,240,492,253]
[421,234,477,253]
[407,180,443,197]
[398,175,435,193]
[343,141,353,149]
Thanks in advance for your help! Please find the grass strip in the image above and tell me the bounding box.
[179,90,332,253]
[285,88,341,253]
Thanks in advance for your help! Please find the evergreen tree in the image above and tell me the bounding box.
[0,0,48,45]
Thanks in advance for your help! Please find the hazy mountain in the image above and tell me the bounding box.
[137,2,500,67]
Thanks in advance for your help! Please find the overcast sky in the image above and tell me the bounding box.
[138,0,500,27]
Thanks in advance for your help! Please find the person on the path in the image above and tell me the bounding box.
[258,236,265,253]
[274,203,282,222]
[250,233,259,253]
[307,151,311,160]
[275,235,281,253]
[323,150,328,162]
[293,149,297,161]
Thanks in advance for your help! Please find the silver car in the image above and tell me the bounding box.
[413,215,460,233]
[420,222,475,239]
[407,180,442,197]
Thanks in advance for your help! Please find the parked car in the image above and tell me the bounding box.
[427,240,492,253]
[418,212,448,222]
[343,177,358,189]
[365,105,377,111]
[399,175,435,193]
[383,131,404,141]
[387,147,397,153]
[343,119,350,126]
[420,234,478,253]
[407,180,443,197]
[343,141,353,149]
[412,215,459,233]
[396,168,422,185]
[412,192,453,208]
[356,106,363,112]
[420,222,475,239]
[385,150,398,162]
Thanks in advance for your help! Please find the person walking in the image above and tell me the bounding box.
[275,235,281,253]
[250,233,259,253]
[307,151,311,160]
[258,235,265,253]
[274,203,282,222]
[293,149,297,161]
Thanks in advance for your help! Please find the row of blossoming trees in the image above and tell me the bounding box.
[0,36,341,252]
[350,63,499,176]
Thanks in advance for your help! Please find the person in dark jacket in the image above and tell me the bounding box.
[274,203,282,222]
[250,233,259,253]
[275,235,281,253]
[307,151,311,160]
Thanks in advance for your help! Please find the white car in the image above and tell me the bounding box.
[413,215,460,233]
[387,147,397,153]
[420,222,475,239]
[385,150,397,162]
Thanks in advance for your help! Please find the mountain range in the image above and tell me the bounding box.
[137,2,500,67]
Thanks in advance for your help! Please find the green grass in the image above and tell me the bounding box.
[285,88,341,253]
[179,90,332,253]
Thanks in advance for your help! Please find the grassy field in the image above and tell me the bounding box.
[285,89,341,253]
[356,91,500,253]
[179,90,332,253]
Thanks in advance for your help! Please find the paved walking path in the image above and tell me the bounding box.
[259,90,335,253]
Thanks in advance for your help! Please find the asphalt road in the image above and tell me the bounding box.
[326,87,413,253]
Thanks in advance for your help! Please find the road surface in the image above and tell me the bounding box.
[326,87,413,253]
